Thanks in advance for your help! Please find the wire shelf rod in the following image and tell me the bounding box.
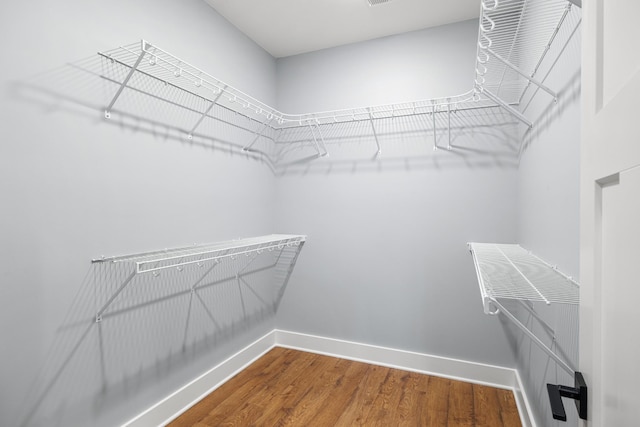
[491,298,575,376]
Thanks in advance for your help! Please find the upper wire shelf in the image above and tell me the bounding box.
[97,0,579,169]
[474,0,580,126]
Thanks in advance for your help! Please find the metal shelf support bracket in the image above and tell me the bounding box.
[486,48,558,102]
[104,47,146,119]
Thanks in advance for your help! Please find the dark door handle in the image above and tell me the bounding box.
[547,371,588,421]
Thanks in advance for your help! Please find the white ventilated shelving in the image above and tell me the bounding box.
[474,0,581,127]
[91,234,306,321]
[96,0,580,169]
[468,242,579,375]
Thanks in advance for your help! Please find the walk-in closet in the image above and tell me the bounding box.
[1,0,639,426]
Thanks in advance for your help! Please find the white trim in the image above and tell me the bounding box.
[276,329,515,389]
[122,330,276,427]
[125,328,536,427]
[512,369,538,427]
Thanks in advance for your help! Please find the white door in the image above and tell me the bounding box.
[580,0,640,425]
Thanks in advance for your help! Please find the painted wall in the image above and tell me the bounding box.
[0,1,278,426]
[513,6,582,427]
[274,20,519,368]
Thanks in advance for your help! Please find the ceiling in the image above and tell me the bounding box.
[204,0,481,58]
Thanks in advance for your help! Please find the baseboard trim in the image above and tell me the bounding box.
[122,330,276,427]
[512,369,537,427]
[276,329,513,389]
[125,328,536,427]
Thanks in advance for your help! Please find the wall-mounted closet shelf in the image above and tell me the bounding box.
[96,0,579,169]
[468,242,579,376]
[91,234,306,322]
[475,0,581,124]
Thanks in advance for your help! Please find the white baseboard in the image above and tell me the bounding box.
[122,331,276,427]
[125,328,536,427]
[513,369,537,427]
[276,329,516,389]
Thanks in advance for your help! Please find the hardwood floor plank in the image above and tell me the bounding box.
[277,358,369,426]
[168,347,288,427]
[448,380,475,427]
[300,360,371,426]
[497,388,523,427]
[248,351,336,425]
[171,348,523,427]
[362,367,408,426]
[199,349,320,426]
[473,384,502,427]
[396,372,422,426]
[333,364,389,426]
[423,375,450,426]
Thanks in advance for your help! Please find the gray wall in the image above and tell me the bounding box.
[0,3,582,425]
[513,8,582,427]
[274,20,519,368]
[0,1,277,426]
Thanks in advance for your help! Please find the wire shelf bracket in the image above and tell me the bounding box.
[104,46,146,119]
[468,242,579,376]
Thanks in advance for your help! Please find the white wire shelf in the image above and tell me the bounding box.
[93,234,305,273]
[96,1,579,168]
[98,40,505,167]
[474,0,581,125]
[468,242,579,375]
[469,242,579,311]
[91,234,306,321]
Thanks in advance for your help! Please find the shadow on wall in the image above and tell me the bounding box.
[15,246,301,427]
[8,53,275,171]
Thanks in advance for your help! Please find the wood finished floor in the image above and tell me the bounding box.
[170,347,522,427]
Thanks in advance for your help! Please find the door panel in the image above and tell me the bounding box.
[581,0,640,425]
[602,0,640,106]
[600,168,640,425]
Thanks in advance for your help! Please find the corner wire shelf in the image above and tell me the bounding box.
[474,0,581,128]
[91,234,306,322]
[96,0,579,169]
[468,242,579,375]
